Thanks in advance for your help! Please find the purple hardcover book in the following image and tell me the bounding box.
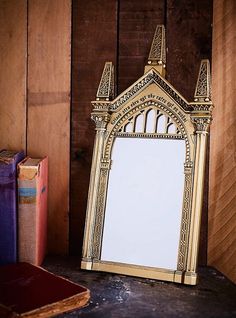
[0,150,25,265]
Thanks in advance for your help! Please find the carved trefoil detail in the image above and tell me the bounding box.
[104,101,191,162]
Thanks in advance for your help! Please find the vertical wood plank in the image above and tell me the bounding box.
[70,0,117,255]
[0,0,27,151]
[118,0,165,94]
[208,0,236,283]
[27,0,71,254]
[166,0,213,100]
[166,0,213,265]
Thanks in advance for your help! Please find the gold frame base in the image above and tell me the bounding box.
[81,260,197,285]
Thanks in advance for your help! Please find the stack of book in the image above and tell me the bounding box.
[0,151,48,266]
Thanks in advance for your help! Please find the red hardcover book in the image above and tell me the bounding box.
[0,262,90,318]
[18,157,48,265]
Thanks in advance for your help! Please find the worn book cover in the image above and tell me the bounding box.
[18,157,48,265]
[0,262,90,318]
[0,150,25,265]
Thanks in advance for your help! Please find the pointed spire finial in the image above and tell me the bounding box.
[194,59,211,102]
[145,25,166,77]
[96,62,115,101]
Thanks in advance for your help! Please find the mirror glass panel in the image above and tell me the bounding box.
[101,137,185,270]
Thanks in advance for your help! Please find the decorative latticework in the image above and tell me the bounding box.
[96,62,115,101]
[194,59,211,102]
[177,166,193,271]
[104,101,191,163]
[92,168,109,259]
[148,25,166,66]
[118,107,182,137]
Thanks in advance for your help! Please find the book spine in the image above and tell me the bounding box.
[0,172,17,265]
[18,157,48,265]
[0,151,25,265]
[37,157,48,265]
[18,174,38,264]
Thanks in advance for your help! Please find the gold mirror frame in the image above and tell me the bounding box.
[81,27,213,285]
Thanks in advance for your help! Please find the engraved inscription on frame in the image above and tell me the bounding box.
[81,25,212,285]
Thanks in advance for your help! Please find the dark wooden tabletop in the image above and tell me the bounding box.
[43,256,236,318]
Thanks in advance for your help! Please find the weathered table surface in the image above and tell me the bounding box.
[43,256,236,318]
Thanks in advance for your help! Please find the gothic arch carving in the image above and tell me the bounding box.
[104,101,192,165]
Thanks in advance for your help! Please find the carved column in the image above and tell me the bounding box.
[81,60,114,269]
[185,115,211,283]
[184,59,212,283]
[81,110,110,269]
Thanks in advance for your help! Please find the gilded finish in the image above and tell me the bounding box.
[96,62,115,101]
[194,60,211,102]
[145,25,166,76]
[81,25,212,285]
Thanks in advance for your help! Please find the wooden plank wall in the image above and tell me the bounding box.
[70,0,213,265]
[0,0,216,261]
[0,0,71,255]
[118,0,165,94]
[208,0,236,283]
[166,0,213,265]
[166,0,213,100]
[70,0,117,254]
[0,0,27,151]
[27,0,71,254]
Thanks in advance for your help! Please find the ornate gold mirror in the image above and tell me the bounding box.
[81,25,213,285]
